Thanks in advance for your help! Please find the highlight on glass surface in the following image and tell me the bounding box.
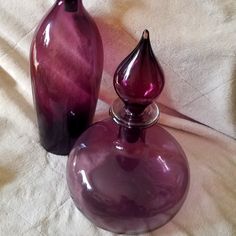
[66,30,190,234]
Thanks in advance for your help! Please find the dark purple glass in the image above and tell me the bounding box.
[67,30,189,234]
[114,30,164,113]
[30,0,104,155]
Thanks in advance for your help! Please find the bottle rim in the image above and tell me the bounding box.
[109,98,160,129]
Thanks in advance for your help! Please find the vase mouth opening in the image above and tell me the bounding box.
[110,98,160,129]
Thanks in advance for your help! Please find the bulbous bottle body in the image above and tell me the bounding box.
[30,0,104,155]
[67,118,189,234]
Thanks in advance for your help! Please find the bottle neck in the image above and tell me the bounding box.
[62,0,83,12]
[110,98,159,143]
[110,98,159,128]
[118,126,146,144]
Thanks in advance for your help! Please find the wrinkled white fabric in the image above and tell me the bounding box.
[0,1,236,236]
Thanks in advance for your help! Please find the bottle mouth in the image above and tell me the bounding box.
[64,0,78,12]
[110,98,160,129]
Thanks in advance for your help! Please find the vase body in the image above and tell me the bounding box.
[67,118,189,234]
[30,0,104,155]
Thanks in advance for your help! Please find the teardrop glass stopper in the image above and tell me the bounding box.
[114,30,165,115]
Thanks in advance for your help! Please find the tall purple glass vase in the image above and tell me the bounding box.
[66,30,189,234]
[30,0,104,155]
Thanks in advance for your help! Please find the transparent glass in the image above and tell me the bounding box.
[66,30,189,234]
[30,0,104,155]
[67,117,189,234]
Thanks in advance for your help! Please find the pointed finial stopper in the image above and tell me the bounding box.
[114,29,165,115]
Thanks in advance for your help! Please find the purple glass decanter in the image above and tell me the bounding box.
[30,0,104,155]
[67,30,189,234]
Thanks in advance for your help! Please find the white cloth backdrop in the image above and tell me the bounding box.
[0,0,236,236]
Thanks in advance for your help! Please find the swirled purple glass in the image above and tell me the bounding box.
[30,0,103,155]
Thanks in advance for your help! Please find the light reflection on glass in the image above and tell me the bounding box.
[79,170,92,191]
[158,155,170,173]
[123,51,139,85]
[33,44,39,71]
[115,144,124,151]
[79,143,86,149]
[43,23,51,47]
[144,83,154,97]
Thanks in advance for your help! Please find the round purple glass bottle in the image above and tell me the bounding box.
[30,0,104,155]
[67,30,189,234]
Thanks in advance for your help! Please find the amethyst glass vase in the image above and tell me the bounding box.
[30,0,104,155]
[67,30,189,234]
